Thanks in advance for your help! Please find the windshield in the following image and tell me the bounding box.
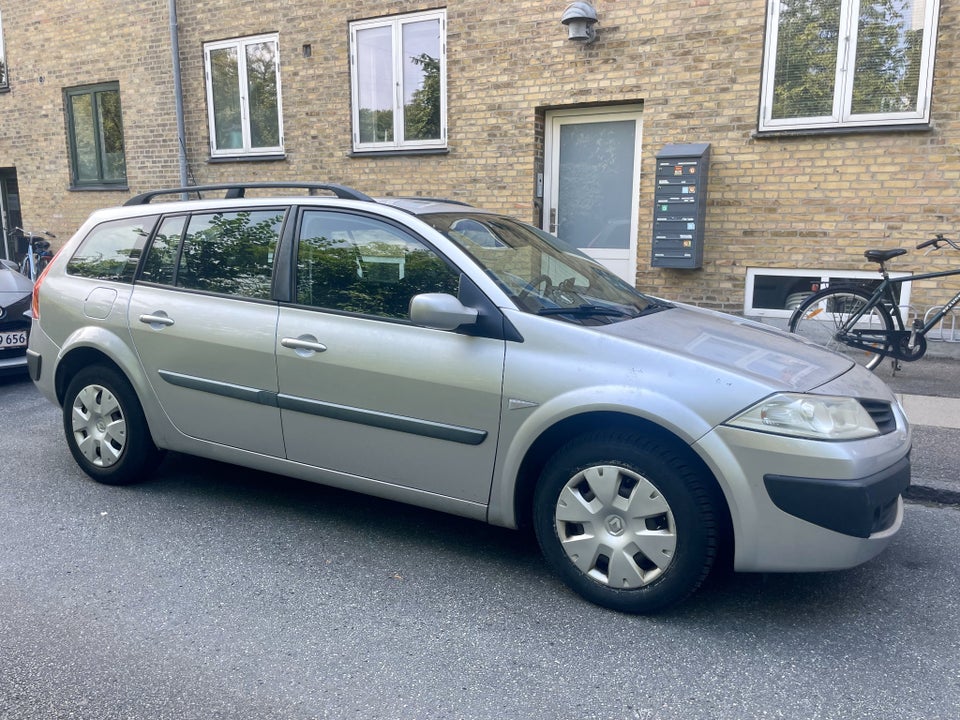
[420,212,667,324]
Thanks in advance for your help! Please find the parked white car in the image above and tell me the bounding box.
[28,183,911,613]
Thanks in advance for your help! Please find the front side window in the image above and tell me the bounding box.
[350,10,446,152]
[65,83,127,187]
[295,210,459,319]
[759,0,940,132]
[204,34,283,157]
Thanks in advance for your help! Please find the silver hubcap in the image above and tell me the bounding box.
[555,464,677,589]
[71,384,127,468]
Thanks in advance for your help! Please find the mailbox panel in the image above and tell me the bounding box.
[651,143,710,269]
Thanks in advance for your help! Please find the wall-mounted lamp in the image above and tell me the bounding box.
[561,1,598,44]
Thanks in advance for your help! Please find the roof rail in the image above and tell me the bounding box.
[124,182,375,206]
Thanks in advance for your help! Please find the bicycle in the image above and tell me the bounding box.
[15,227,56,281]
[788,233,960,371]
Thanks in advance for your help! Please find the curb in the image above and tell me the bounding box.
[905,485,960,506]
[895,393,960,507]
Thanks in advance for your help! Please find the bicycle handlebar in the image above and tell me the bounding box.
[916,233,959,251]
[13,227,56,239]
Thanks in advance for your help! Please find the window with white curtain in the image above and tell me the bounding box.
[759,0,940,132]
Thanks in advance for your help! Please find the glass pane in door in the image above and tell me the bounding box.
[557,120,635,250]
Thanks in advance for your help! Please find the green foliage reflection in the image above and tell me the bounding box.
[297,235,459,319]
[178,211,282,299]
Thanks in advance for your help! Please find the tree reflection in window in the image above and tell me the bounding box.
[296,212,459,319]
[176,210,283,299]
[66,83,127,186]
[66,218,154,282]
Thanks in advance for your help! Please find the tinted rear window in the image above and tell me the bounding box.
[67,217,156,282]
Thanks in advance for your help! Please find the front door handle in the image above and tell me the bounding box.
[281,336,328,355]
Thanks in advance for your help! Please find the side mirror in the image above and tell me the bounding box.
[409,293,479,331]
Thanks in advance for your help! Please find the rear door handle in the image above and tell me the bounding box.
[139,313,175,328]
[281,336,328,355]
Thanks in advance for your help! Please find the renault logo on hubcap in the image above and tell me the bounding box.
[605,515,625,536]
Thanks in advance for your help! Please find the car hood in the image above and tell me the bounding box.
[0,267,33,297]
[599,302,853,393]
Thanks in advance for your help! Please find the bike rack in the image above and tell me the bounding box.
[923,306,958,342]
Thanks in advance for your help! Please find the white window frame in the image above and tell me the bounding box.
[0,10,7,88]
[744,267,913,319]
[349,9,447,153]
[203,33,284,157]
[759,0,941,132]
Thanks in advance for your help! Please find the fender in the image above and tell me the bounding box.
[54,324,180,448]
[486,382,721,528]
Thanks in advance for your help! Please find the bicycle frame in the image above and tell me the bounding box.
[15,228,55,282]
[19,237,41,281]
[827,266,960,361]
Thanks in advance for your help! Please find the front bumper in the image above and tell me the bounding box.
[696,415,910,573]
[764,454,909,539]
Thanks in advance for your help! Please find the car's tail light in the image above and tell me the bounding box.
[31,258,55,320]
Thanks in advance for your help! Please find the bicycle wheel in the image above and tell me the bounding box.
[788,287,893,370]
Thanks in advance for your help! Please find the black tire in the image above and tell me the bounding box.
[62,365,162,485]
[533,430,721,614]
[788,287,893,371]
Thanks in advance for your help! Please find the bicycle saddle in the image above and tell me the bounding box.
[864,248,907,263]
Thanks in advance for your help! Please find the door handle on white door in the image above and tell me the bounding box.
[281,336,328,355]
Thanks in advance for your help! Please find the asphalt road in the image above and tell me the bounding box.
[2,375,958,720]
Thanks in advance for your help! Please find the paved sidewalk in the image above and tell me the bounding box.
[895,394,960,429]
[876,352,960,428]
[876,348,960,505]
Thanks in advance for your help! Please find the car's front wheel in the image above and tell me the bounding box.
[533,430,721,613]
[62,365,161,485]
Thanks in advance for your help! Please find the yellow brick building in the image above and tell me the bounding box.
[0,0,957,326]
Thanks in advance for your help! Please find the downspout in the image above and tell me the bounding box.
[169,0,188,188]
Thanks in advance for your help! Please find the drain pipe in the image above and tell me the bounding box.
[168,0,189,188]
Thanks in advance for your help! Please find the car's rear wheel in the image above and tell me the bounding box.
[533,430,721,613]
[63,365,161,485]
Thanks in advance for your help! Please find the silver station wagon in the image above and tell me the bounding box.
[28,183,911,613]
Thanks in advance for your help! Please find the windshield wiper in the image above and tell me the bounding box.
[537,304,634,318]
[634,300,673,316]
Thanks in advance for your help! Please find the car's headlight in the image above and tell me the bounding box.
[726,393,879,440]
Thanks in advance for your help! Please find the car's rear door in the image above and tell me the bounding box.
[128,208,287,456]
[275,208,504,505]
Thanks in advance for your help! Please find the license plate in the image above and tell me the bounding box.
[0,330,28,349]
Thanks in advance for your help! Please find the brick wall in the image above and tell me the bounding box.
[0,1,182,235]
[1,0,957,314]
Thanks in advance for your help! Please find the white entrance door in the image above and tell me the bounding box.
[543,106,643,284]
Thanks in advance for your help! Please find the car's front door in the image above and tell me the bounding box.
[276,209,504,505]
[128,209,287,456]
